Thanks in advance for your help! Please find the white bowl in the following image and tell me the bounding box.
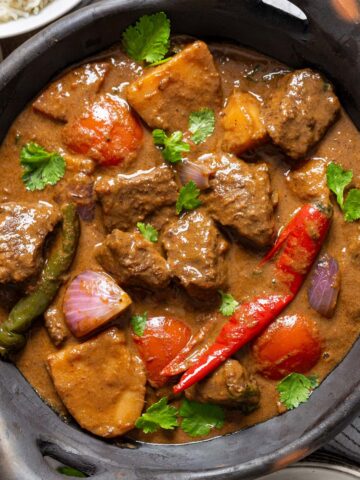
[0,0,83,39]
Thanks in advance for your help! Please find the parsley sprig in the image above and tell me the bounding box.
[153,129,190,163]
[56,466,87,477]
[277,373,318,410]
[219,291,239,316]
[131,312,148,337]
[137,222,159,242]
[20,142,66,191]
[189,108,215,144]
[176,181,202,214]
[327,162,360,222]
[136,397,225,437]
[122,12,170,65]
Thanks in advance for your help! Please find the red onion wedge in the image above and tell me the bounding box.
[177,159,211,190]
[308,254,340,318]
[63,270,132,338]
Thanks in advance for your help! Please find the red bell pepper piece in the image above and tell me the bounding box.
[172,203,332,394]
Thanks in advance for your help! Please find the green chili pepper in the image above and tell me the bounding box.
[0,204,80,358]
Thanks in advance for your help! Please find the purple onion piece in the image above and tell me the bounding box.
[177,159,211,190]
[308,254,340,318]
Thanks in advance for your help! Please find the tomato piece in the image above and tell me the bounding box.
[63,94,143,166]
[133,316,191,388]
[252,314,322,380]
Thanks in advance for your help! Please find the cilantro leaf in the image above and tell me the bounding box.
[137,222,159,242]
[153,129,190,163]
[189,108,215,144]
[219,291,239,316]
[277,373,318,410]
[179,399,225,437]
[56,466,87,477]
[176,181,202,214]
[135,397,178,433]
[122,12,170,64]
[343,189,360,222]
[20,142,66,191]
[131,312,148,337]
[326,162,353,208]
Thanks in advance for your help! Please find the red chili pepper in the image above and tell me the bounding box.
[172,203,332,394]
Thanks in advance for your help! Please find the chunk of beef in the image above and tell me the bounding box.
[127,41,222,131]
[287,159,330,203]
[96,230,170,290]
[0,202,61,284]
[262,69,340,159]
[203,155,275,248]
[33,62,110,122]
[185,359,260,411]
[221,91,267,155]
[162,210,228,299]
[95,165,178,231]
[47,328,146,438]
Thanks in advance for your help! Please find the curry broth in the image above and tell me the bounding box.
[0,40,359,444]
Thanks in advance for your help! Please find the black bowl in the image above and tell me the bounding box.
[1,1,360,479]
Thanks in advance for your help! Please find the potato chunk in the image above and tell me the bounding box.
[47,328,146,438]
[221,92,267,155]
[127,41,222,131]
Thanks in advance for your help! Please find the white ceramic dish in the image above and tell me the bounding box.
[260,463,360,479]
[0,0,83,39]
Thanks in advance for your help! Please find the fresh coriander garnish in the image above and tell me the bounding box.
[176,181,202,214]
[131,312,148,337]
[179,399,225,437]
[56,466,87,478]
[326,162,353,208]
[122,12,170,65]
[188,108,215,144]
[20,142,66,191]
[326,162,360,222]
[343,189,360,222]
[137,222,159,242]
[153,129,190,163]
[218,291,239,316]
[135,397,178,433]
[277,373,318,410]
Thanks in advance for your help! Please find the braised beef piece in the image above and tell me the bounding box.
[287,159,330,203]
[162,210,228,299]
[33,62,110,122]
[95,165,178,232]
[203,155,275,248]
[262,69,340,159]
[127,41,222,131]
[185,359,260,411]
[96,230,170,290]
[0,202,61,284]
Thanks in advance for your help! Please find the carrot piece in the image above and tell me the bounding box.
[133,315,191,388]
[63,95,143,166]
[252,314,322,380]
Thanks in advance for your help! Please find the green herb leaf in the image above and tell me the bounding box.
[176,181,202,214]
[20,142,66,191]
[179,399,225,437]
[135,397,178,434]
[343,189,360,222]
[188,108,215,144]
[122,12,170,64]
[277,373,319,410]
[218,291,239,316]
[131,312,148,337]
[56,466,87,478]
[137,222,159,242]
[153,129,190,163]
[326,162,353,208]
